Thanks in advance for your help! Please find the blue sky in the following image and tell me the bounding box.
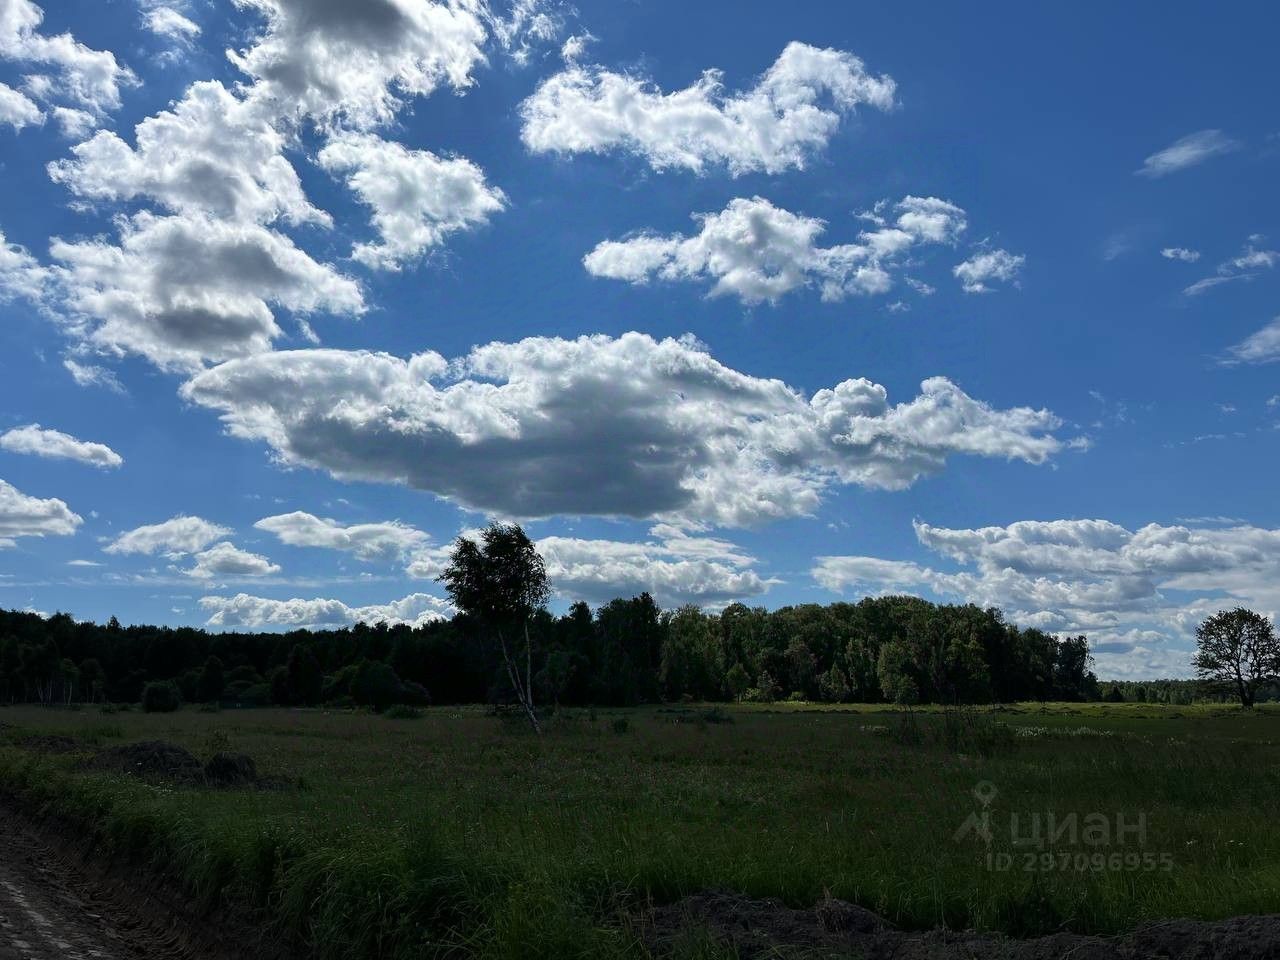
[0,0,1277,677]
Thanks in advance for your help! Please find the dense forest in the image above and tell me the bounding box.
[0,595,1114,709]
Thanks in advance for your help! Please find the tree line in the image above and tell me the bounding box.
[7,522,1279,714]
[0,595,1101,711]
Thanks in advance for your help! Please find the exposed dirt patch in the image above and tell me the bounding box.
[0,803,290,960]
[642,891,1280,959]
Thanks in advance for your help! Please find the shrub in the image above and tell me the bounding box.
[701,707,734,724]
[384,704,423,720]
[141,680,181,713]
[352,660,401,712]
[236,683,272,707]
[611,717,630,735]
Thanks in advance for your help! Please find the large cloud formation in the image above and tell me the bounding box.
[227,0,492,128]
[200,590,453,628]
[521,41,895,175]
[14,0,553,374]
[48,212,365,371]
[181,332,1068,528]
[48,81,328,227]
[814,518,1280,677]
[585,195,968,304]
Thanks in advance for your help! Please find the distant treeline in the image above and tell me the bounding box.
[0,595,1116,709]
[1098,678,1277,705]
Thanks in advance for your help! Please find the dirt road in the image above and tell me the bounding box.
[0,809,231,960]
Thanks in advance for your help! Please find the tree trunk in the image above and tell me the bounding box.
[497,627,540,734]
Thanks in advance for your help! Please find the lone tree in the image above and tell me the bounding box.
[438,522,549,732]
[1193,608,1280,709]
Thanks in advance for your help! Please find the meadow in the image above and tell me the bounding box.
[2,701,1279,959]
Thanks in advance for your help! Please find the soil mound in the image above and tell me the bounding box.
[203,752,257,787]
[643,891,1280,959]
[82,740,205,784]
[80,740,280,790]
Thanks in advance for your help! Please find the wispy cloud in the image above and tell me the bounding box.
[1137,129,1240,178]
[1221,316,1280,366]
[1184,239,1277,296]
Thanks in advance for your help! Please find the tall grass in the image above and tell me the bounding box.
[1,702,1278,957]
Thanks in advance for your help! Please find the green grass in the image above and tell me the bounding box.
[1,702,1279,958]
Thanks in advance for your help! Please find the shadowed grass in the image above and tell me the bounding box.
[1,702,1278,957]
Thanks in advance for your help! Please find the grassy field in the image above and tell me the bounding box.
[2,701,1279,958]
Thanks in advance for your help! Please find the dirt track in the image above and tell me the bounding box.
[0,809,237,960]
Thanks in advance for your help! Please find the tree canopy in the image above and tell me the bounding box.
[1193,607,1280,708]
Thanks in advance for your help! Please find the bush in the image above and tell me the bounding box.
[141,680,182,713]
[611,717,630,735]
[235,683,272,707]
[352,660,401,712]
[384,704,423,720]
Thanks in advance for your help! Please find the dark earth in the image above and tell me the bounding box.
[644,890,1280,959]
[0,808,246,960]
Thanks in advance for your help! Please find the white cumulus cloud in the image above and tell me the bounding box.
[48,211,364,371]
[0,227,49,302]
[48,81,328,227]
[227,0,491,128]
[584,195,968,305]
[538,528,773,606]
[254,510,432,563]
[0,423,122,468]
[200,590,453,628]
[1160,247,1200,262]
[953,248,1024,293]
[183,541,280,579]
[181,332,1070,529]
[0,477,82,547]
[0,0,136,117]
[317,131,506,270]
[0,79,40,129]
[104,515,231,557]
[521,41,895,175]
[144,7,200,43]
